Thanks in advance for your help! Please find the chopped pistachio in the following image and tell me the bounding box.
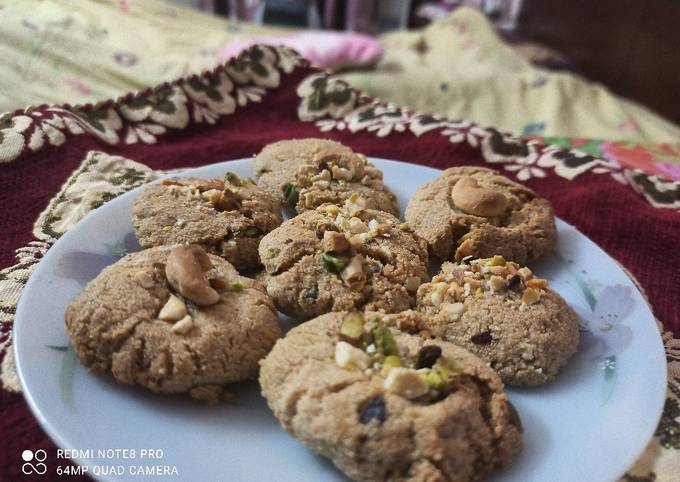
[372,325,398,356]
[282,182,298,206]
[243,226,260,237]
[487,255,506,267]
[382,355,403,369]
[340,312,364,341]
[231,281,244,291]
[398,222,411,231]
[162,225,173,232]
[300,282,319,304]
[321,252,349,272]
[268,247,280,258]
[225,172,242,186]
[474,287,484,298]
[425,357,462,389]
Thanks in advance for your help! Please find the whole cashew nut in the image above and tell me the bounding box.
[165,245,220,306]
[451,176,508,217]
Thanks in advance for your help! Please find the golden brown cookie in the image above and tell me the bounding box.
[133,174,282,273]
[405,166,556,264]
[258,198,428,321]
[65,245,281,403]
[260,310,522,482]
[253,138,399,216]
[412,256,580,386]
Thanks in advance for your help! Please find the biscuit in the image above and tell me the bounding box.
[260,310,522,482]
[413,256,580,386]
[253,138,399,216]
[258,198,428,321]
[133,174,282,273]
[405,166,556,264]
[65,245,281,403]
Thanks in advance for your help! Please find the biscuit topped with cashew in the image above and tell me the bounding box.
[253,138,399,216]
[132,173,282,273]
[64,245,281,403]
[410,256,580,386]
[258,196,429,321]
[405,166,556,264]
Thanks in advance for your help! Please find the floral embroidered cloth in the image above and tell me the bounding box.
[0,46,679,481]
[2,1,680,180]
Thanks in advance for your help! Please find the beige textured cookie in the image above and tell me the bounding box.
[260,310,522,482]
[412,256,580,386]
[258,198,429,321]
[133,174,282,272]
[65,245,281,403]
[405,166,556,264]
[253,138,399,216]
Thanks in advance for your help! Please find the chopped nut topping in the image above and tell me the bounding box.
[348,217,369,234]
[158,294,188,321]
[443,302,466,319]
[341,255,366,291]
[522,287,541,305]
[384,367,429,399]
[526,278,548,289]
[134,270,156,289]
[335,341,370,370]
[517,267,533,281]
[331,165,353,181]
[323,231,349,253]
[430,282,448,307]
[171,314,194,335]
[405,276,421,293]
[489,275,505,293]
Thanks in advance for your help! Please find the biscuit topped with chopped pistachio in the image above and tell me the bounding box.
[412,256,580,386]
[65,245,281,404]
[260,310,522,482]
[132,173,282,273]
[405,166,556,264]
[253,138,399,216]
[258,196,428,321]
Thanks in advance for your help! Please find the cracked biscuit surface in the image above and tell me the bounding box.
[65,245,281,403]
[413,257,580,386]
[253,138,399,216]
[258,199,428,321]
[405,166,556,264]
[133,174,282,273]
[260,310,522,482]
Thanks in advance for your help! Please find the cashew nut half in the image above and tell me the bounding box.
[165,245,220,306]
[451,176,508,217]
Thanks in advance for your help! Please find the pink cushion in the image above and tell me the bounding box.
[218,31,383,70]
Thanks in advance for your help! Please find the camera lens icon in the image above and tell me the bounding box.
[21,449,47,475]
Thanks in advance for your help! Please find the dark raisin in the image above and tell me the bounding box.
[359,395,387,424]
[507,274,522,291]
[369,263,382,273]
[470,331,492,345]
[284,238,293,244]
[506,401,523,432]
[416,345,442,369]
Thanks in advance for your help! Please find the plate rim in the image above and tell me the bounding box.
[13,157,668,481]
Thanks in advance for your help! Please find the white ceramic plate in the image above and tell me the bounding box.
[15,159,666,482]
